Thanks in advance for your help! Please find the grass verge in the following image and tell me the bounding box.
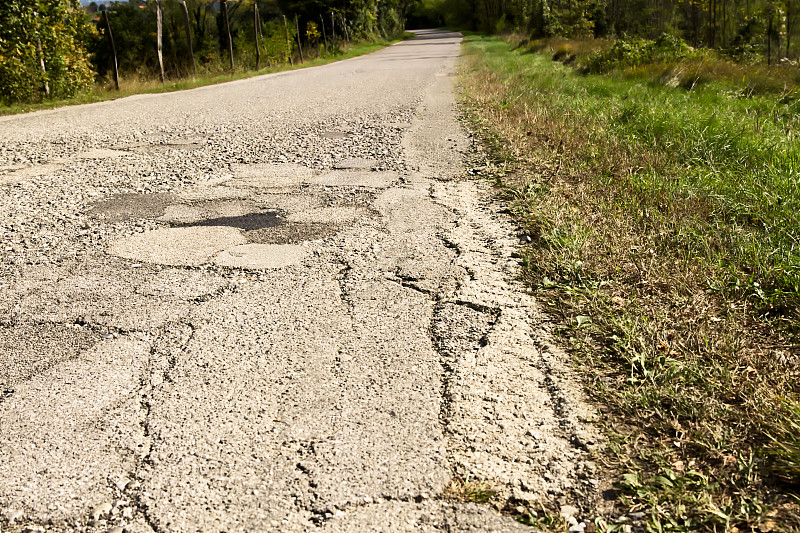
[458,34,800,532]
[0,36,413,116]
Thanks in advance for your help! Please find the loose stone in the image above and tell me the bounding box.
[92,501,113,520]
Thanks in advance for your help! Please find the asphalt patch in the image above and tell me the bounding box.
[88,192,175,223]
[246,222,342,244]
[0,323,98,391]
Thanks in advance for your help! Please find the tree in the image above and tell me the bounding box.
[0,0,96,104]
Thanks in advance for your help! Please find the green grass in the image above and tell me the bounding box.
[458,34,800,532]
[443,477,498,504]
[0,36,413,116]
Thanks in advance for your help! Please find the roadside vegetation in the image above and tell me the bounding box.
[1,0,412,112]
[458,33,800,532]
[0,39,404,116]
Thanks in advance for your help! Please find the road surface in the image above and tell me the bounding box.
[0,30,600,532]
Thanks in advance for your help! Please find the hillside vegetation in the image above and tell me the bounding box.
[459,34,800,532]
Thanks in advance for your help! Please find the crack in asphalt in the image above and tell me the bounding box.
[333,260,356,319]
[389,273,436,296]
[124,321,197,533]
[187,281,238,304]
[432,300,501,434]
[529,336,597,452]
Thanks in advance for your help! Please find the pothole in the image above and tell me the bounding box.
[174,211,283,231]
[88,192,175,223]
[104,196,359,267]
[165,199,352,244]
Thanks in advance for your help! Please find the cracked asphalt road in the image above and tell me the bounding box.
[0,30,601,532]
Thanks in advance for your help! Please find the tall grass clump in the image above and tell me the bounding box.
[459,34,800,532]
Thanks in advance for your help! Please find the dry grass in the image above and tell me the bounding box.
[528,35,800,99]
[458,35,800,532]
[628,58,800,96]
[442,477,498,504]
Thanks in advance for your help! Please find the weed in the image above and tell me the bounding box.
[443,477,498,504]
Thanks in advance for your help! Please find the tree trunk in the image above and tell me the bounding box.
[222,0,234,70]
[283,15,294,65]
[295,16,304,62]
[254,2,261,70]
[103,9,120,90]
[156,0,165,82]
[721,0,727,47]
[331,12,336,42]
[32,11,50,98]
[787,0,793,58]
[340,14,350,41]
[768,13,772,64]
[320,14,328,48]
[179,0,196,75]
[35,35,50,98]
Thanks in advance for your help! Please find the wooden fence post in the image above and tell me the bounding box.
[35,36,50,97]
[33,11,50,98]
[283,14,293,65]
[102,9,119,90]
[179,0,196,75]
[254,2,261,70]
[319,14,328,49]
[340,13,349,42]
[295,16,304,63]
[221,0,234,70]
[156,0,165,82]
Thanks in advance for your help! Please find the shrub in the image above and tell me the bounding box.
[582,33,696,73]
[0,0,96,104]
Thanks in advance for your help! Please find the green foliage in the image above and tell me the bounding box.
[583,33,696,72]
[92,2,157,78]
[261,18,296,64]
[426,0,800,62]
[727,16,767,62]
[0,0,95,104]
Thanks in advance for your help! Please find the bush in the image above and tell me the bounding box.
[582,33,696,73]
[0,0,96,104]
